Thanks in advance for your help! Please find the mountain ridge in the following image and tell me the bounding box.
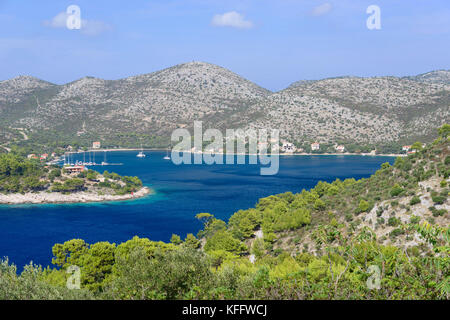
[4,65,449,91]
[0,62,449,150]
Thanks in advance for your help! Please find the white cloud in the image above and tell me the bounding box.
[211,11,253,29]
[42,12,68,28]
[42,12,112,36]
[311,3,333,16]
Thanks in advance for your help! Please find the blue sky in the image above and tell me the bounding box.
[0,0,449,91]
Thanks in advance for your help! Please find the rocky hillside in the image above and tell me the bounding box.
[261,76,449,144]
[0,62,448,148]
[215,125,449,259]
[404,70,450,84]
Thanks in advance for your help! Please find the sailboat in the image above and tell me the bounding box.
[87,151,93,166]
[163,146,170,160]
[137,144,146,158]
[101,151,108,165]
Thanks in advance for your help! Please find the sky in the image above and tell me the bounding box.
[0,0,449,91]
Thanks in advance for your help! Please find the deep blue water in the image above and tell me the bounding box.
[0,151,394,269]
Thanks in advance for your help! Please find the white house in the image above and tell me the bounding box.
[92,141,101,149]
[335,145,345,153]
[311,142,320,151]
[402,145,411,151]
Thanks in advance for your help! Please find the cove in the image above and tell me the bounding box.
[0,151,394,269]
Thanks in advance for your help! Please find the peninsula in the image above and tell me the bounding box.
[0,153,150,204]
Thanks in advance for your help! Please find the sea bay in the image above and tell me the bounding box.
[0,151,395,269]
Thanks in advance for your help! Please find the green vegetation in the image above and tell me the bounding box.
[1,221,447,300]
[51,178,85,193]
[0,153,144,198]
[410,196,421,206]
[0,153,46,193]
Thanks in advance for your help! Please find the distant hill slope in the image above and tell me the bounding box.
[258,76,449,144]
[404,70,450,84]
[0,62,448,148]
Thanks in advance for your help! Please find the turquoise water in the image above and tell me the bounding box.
[0,151,394,269]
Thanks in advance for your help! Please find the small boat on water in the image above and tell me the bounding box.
[101,151,109,165]
[163,147,170,160]
[137,145,146,158]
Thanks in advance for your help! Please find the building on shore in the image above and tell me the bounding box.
[64,165,86,174]
[402,145,411,151]
[93,141,101,149]
[335,145,345,153]
[311,142,320,151]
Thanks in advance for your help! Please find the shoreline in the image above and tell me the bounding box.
[73,148,404,158]
[0,186,152,205]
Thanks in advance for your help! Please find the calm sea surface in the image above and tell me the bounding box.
[0,151,394,269]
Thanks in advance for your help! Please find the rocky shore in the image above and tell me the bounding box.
[0,187,151,205]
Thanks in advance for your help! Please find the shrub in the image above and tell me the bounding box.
[204,230,247,255]
[314,199,326,211]
[376,206,384,217]
[357,200,369,213]
[390,228,405,238]
[410,196,421,206]
[445,156,450,165]
[431,195,446,205]
[390,184,404,197]
[388,217,400,227]
[410,216,420,224]
[429,206,447,217]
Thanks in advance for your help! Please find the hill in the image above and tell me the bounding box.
[404,70,450,84]
[0,62,270,149]
[259,76,449,145]
[0,63,448,151]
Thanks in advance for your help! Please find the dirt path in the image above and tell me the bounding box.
[17,129,29,140]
